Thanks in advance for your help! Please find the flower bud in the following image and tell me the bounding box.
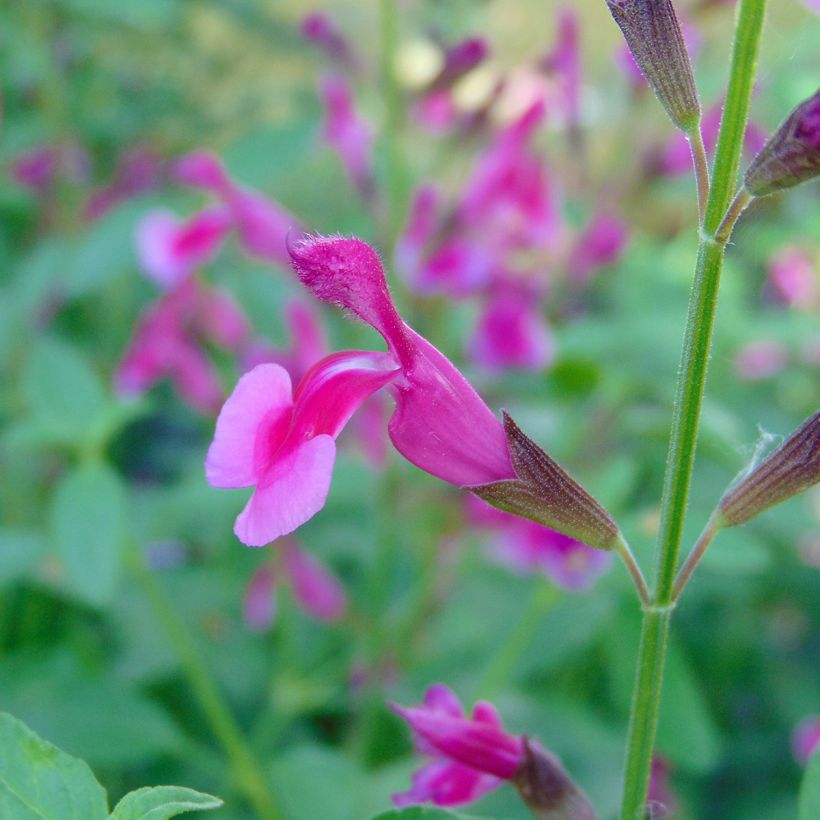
[744,89,820,196]
[719,411,820,527]
[470,413,620,551]
[513,738,596,820]
[604,0,700,132]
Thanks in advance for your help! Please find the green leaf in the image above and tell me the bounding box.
[0,529,46,587]
[109,786,222,819]
[799,751,820,820]
[50,462,127,606]
[0,711,108,820]
[23,337,108,447]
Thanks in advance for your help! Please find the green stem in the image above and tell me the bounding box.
[671,512,722,602]
[476,583,560,700]
[619,2,767,818]
[127,547,282,820]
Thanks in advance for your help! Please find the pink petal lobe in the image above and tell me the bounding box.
[284,543,348,622]
[291,349,400,441]
[423,684,465,718]
[205,364,293,489]
[243,563,278,631]
[234,434,337,547]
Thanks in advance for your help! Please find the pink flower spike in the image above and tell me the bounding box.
[243,562,278,631]
[136,207,232,288]
[792,716,820,765]
[206,351,399,546]
[290,234,515,487]
[283,542,347,622]
[319,74,374,198]
[392,685,523,808]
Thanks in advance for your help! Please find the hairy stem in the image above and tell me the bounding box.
[128,547,282,820]
[671,513,722,602]
[688,126,711,225]
[619,1,767,817]
[615,535,651,606]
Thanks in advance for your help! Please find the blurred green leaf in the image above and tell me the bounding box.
[108,786,222,820]
[22,336,109,448]
[799,752,820,820]
[50,461,127,606]
[0,529,46,587]
[0,711,108,820]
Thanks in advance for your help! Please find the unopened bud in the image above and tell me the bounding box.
[744,90,820,196]
[719,411,820,526]
[471,413,620,551]
[604,0,700,132]
[514,738,597,820]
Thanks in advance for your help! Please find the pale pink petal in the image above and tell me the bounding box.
[423,684,464,718]
[173,150,230,192]
[284,543,347,622]
[197,288,249,349]
[205,364,293,489]
[234,435,336,547]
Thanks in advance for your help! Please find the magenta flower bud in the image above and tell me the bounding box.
[300,12,356,69]
[604,0,701,132]
[744,89,820,196]
[471,413,620,551]
[719,411,820,527]
[391,684,523,807]
[430,37,489,90]
[792,716,820,766]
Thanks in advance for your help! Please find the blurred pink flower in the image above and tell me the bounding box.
[792,716,820,765]
[647,757,679,818]
[468,496,611,591]
[10,146,60,189]
[768,246,818,308]
[174,150,301,267]
[135,206,232,288]
[84,146,163,220]
[567,212,630,283]
[319,74,374,198]
[300,11,358,70]
[468,287,554,372]
[116,278,248,414]
[391,684,523,807]
[733,340,789,381]
[243,539,347,629]
[395,185,441,281]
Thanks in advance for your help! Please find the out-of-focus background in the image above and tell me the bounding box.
[0,1,818,818]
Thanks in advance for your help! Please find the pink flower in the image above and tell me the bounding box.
[84,146,163,220]
[205,353,398,546]
[792,716,820,766]
[567,212,630,284]
[395,185,442,282]
[116,278,248,414]
[243,539,347,629]
[733,340,789,381]
[174,150,301,267]
[468,288,554,372]
[300,12,357,70]
[647,757,678,818]
[468,496,612,591]
[289,234,515,487]
[10,147,60,190]
[208,234,517,545]
[135,207,232,288]
[768,246,818,308]
[391,684,524,807]
[319,74,374,198]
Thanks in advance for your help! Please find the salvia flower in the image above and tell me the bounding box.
[300,11,358,70]
[744,89,820,196]
[539,8,581,130]
[768,246,818,308]
[391,684,524,807]
[604,0,701,132]
[567,211,630,284]
[392,685,595,817]
[718,411,820,527]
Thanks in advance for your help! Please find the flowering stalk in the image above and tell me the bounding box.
[619,1,768,817]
